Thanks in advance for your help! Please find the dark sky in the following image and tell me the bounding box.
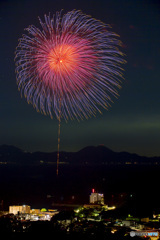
[0,0,160,156]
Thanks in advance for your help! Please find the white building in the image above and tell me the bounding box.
[9,205,31,215]
[89,189,104,204]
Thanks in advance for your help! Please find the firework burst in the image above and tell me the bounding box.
[15,10,125,121]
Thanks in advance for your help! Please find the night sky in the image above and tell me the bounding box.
[1,0,160,157]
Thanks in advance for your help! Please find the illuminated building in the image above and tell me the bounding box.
[30,209,41,214]
[89,189,104,204]
[9,205,31,215]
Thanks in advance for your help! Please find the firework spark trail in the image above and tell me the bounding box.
[15,10,126,175]
[56,97,61,176]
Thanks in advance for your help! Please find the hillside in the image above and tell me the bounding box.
[0,144,160,165]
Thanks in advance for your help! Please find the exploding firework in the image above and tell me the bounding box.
[15,10,125,121]
[15,10,125,175]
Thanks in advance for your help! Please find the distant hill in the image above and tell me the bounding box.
[0,144,160,165]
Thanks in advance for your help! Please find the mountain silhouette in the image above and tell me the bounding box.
[0,144,160,165]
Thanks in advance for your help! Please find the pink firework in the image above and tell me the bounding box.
[15,10,126,175]
[15,10,125,121]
